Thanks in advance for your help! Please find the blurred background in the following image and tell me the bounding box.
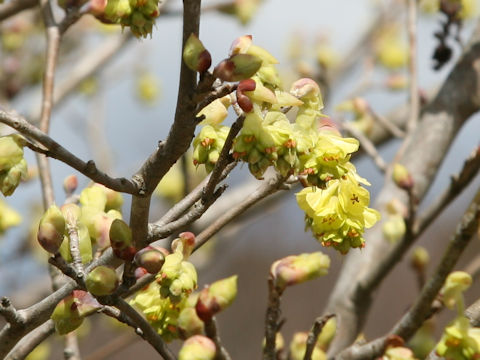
[1,0,480,358]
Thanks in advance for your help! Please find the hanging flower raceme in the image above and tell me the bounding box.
[296,169,380,254]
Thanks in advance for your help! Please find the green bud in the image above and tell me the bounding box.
[317,316,337,350]
[51,292,84,335]
[183,33,212,73]
[382,214,406,243]
[392,163,414,190]
[37,205,66,253]
[86,266,119,296]
[289,332,326,360]
[59,223,93,264]
[109,219,136,261]
[134,246,165,274]
[0,134,25,172]
[178,335,216,360]
[384,347,417,360]
[270,252,330,292]
[196,275,237,321]
[95,184,123,212]
[441,271,472,309]
[0,158,27,196]
[213,53,262,82]
[177,307,204,339]
[80,186,107,211]
[410,246,430,272]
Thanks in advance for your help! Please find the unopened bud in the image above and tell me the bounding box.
[178,335,216,360]
[183,33,212,73]
[177,307,205,339]
[213,53,262,82]
[410,246,429,272]
[51,291,85,335]
[171,232,196,259]
[109,219,136,261]
[134,246,165,274]
[236,79,256,112]
[392,163,414,190]
[0,158,27,196]
[441,271,472,309]
[88,0,107,15]
[63,175,78,195]
[37,205,66,253]
[86,266,119,296]
[0,134,25,172]
[230,35,253,55]
[290,78,320,100]
[317,316,337,350]
[195,275,237,321]
[270,252,330,292]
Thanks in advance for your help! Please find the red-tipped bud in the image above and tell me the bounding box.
[213,54,262,82]
[51,290,100,335]
[230,35,253,55]
[109,219,136,261]
[270,252,330,292]
[177,307,205,339]
[171,232,196,259]
[236,79,256,112]
[195,275,237,321]
[63,175,78,195]
[134,246,166,274]
[85,266,119,296]
[392,163,414,190]
[178,335,216,360]
[37,205,66,253]
[183,33,212,73]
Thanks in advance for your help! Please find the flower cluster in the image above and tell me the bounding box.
[0,134,27,196]
[296,170,380,254]
[190,36,380,254]
[92,0,162,38]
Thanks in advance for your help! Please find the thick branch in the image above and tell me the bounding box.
[326,21,480,355]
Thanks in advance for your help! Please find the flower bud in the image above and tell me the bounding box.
[213,53,262,82]
[177,307,204,339]
[441,271,472,309]
[270,252,330,292]
[0,199,21,233]
[171,232,196,259]
[88,0,107,15]
[317,316,337,350]
[86,266,119,296]
[37,205,66,253]
[229,35,253,55]
[290,78,321,100]
[198,97,230,126]
[0,134,25,172]
[382,214,406,243]
[384,346,416,360]
[109,219,136,261]
[393,163,414,190]
[59,223,93,264]
[236,79,256,112]
[51,290,100,335]
[63,175,78,195]
[195,275,237,321]
[0,158,27,196]
[134,246,165,274]
[410,246,429,272]
[95,184,123,212]
[289,332,326,360]
[80,186,107,211]
[178,335,216,360]
[183,33,212,73]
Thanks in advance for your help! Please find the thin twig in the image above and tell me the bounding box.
[0,108,139,194]
[342,121,387,172]
[415,145,480,234]
[406,0,419,134]
[263,277,283,360]
[66,222,85,278]
[113,298,176,360]
[202,116,245,202]
[303,314,336,360]
[5,320,55,360]
[64,331,82,360]
[195,174,291,251]
[204,317,232,360]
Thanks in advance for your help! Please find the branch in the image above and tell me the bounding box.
[334,188,480,360]
[263,277,283,360]
[202,116,245,202]
[5,320,55,360]
[304,314,336,360]
[112,298,176,360]
[0,0,37,21]
[194,173,291,251]
[0,108,140,194]
[326,21,480,355]
[415,145,480,234]
[204,317,231,360]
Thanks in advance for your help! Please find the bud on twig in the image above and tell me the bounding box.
[213,53,262,82]
[37,205,66,253]
[85,266,119,296]
[109,219,136,261]
[178,335,216,360]
[183,33,212,73]
[195,275,237,321]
